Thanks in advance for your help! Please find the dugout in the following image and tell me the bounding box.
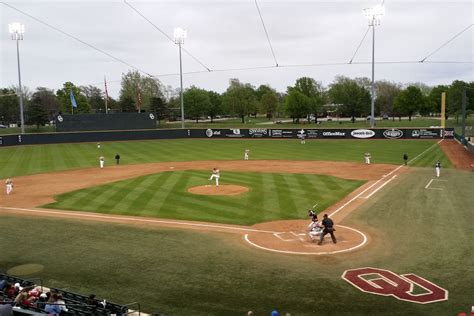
[55,113,156,132]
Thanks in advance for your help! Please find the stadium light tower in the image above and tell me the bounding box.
[174,27,187,129]
[9,22,26,134]
[363,5,384,128]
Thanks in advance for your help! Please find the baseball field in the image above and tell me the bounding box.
[1,138,473,315]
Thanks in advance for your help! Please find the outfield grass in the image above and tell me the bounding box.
[0,139,450,179]
[1,168,472,315]
[44,170,364,225]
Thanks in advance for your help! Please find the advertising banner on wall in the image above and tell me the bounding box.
[0,128,454,147]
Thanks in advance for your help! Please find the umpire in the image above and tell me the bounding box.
[318,214,337,245]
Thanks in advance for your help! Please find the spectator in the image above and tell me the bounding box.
[14,290,34,307]
[56,294,68,313]
[4,284,16,299]
[271,310,279,316]
[44,293,61,315]
[0,303,13,316]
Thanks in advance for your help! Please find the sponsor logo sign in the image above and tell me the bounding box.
[419,129,439,138]
[322,131,346,137]
[306,129,318,138]
[270,129,293,138]
[206,129,221,137]
[57,115,63,123]
[149,113,155,120]
[297,129,306,139]
[443,130,454,137]
[342,267,448,304]
[383,129,403,139]
[226,129,245,138]
[249,128,268,137]
[351,129,375,139]
[412,130,420,137]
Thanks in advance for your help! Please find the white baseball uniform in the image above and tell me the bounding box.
[364,153,371,164]
[5,178,13,195]
[209,169,220,186]
[244,150,250,160]
[99,157,105,169]
[308,220,323,241]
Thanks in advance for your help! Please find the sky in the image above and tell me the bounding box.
[1,0,472,99]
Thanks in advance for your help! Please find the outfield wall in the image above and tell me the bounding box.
[0,128,454,147]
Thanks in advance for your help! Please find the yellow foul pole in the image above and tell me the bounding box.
[441,92,446,129]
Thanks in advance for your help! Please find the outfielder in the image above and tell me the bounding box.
[209,168,220,186]
[300,134,306,144]
[364,152,371,164]
[99,156,105,169]
[244,149,250,160]
[5,178,13,195]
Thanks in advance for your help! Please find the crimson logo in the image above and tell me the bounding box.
[342,267,448,304]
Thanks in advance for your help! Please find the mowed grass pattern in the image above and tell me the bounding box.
[0,139,450,178]
[45,170,364,225]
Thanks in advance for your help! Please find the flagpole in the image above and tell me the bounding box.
[104,76,108,114]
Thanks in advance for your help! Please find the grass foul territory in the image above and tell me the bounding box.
[44,170,363,225]
[0,139,449,178]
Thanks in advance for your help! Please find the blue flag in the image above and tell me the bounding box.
[70,90,77,108]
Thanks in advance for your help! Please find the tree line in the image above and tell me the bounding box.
[0,70,472,128]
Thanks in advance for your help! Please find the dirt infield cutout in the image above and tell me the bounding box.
[188,184,249,196]
[1,160,410,256]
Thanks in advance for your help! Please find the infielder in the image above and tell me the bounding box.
[5,178,13,195]
[364,152,371,164]
[435,160,441,177]
[209,168,220,186]
[244,149,250,160]
[99,156,105,169]
[97,143,101,149]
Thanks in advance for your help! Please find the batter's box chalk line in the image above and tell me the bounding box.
[273,231,305,242]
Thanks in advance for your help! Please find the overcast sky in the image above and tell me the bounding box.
[1,0,472,98]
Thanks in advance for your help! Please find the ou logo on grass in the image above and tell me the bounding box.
[342,267,448,304]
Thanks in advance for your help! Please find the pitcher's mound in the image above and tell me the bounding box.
[188,185,249,196]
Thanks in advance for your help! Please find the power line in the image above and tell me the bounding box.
[1,2,154,77]
[123,0,211,72]
[254,0,278,67]
[348,27,370,64]
[420,23,473,62]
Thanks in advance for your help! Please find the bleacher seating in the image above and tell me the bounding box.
[0,273,131,315]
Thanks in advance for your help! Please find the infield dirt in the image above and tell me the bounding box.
[1,160,405,255]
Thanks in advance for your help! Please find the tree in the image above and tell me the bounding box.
[260,91,279,120]
[56,82,90,114]
[285,89,310,123]
[427,85,448,115]
[150,96,167,126]
[207,91,223,123]
[328,76,370,120]
[183,86,210,123]
[393,85,425,121]
[447,80,470,116]
[375,81,401,118]
[119,96,136,112]
[0,88,19,124]
[79,85,105,113]
[29,87,60,121]
[119,70,164,112]
[222,79,257,123]
[292,77,324,122]
[27,92,49,128]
